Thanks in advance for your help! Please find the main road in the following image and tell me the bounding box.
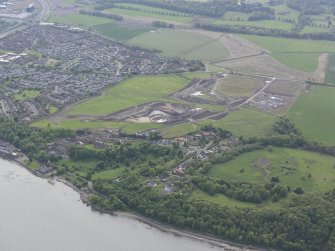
[0,0,50,38]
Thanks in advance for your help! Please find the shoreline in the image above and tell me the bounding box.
[4,157,268,251]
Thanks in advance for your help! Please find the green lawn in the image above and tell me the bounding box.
[325,53,335,83]
[14,90,40,101]
[49,14,112,27]
[104,7,193,23]
[129,29,229,62]
[209,147,335,192]
[201,108,276,138]
[68,75,189,115]
[287,86,335,145]
[94,22,149,41]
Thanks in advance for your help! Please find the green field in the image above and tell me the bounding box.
[129,29,229,62]
[213,19,295,30]
[94,22,149,41]
[14,90,40,101]
[243,35,335,53]
[201,108,276,138]
[104,6,193,23]
[50,14,112,27]
[241,35,335,72]
[92,167,125,180]
[68,75,189,115]
[209,147,335,192]
[325,53,335,83]
[271,52,320,72]
[159,123,200,138]
[287,86,335,145]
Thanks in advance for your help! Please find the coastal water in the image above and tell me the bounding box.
[0,158,248,251]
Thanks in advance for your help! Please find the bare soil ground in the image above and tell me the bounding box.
[217,54,312,80]
[101,102,222,124]
[312,53,328,83]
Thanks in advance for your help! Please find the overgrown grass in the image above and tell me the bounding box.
[208,147,335,192]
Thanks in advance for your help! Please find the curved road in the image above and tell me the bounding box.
[0,0,50,38]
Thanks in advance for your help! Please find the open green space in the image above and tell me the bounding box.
[94,22,150,41]
[271,52,319,72]
[14,90,40,101]
[159,123,200,138]
[49,14,112,27]
[104,6,193,23]
[92,167,126,180]
[213,19,295,30]
[287,86,335,145]
[67,75,189,115]
[242,35,335,53]
[241,35,335,72]
[201,108,276,138]
[325,53,335,83]
[129,29,229,62]
[217,75,263,97]
[209,147,335,193]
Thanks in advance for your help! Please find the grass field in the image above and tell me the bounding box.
[217,75,264,97]
[201,108,276,138]
[129,29,229,62]
[271,52,319,72]
[159,123,200,138]
[287,86,335,145]
[94,22,149,41]
[14,90,40,101]
[209,147,335,192]
[49,14,112,27]
[241,35,335,72]
[92,167,126,180]
[67,75,189,115]
[325,53,335,83]
[213,19,295,30]
[104,6,193,23]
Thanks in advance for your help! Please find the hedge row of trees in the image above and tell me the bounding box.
[79,10,123,21]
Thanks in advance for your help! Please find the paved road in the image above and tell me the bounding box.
[0,0,50,39]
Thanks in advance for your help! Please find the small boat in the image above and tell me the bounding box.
[48,179,55,185]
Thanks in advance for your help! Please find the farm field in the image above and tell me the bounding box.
[241,35,335,72]
[201,108,276,138]
[67,75,189,115]
[94,22,150,41]
[104,6,193,23]
[325,53,335,83]
[212,19,295,30]
[129,29,229,62]
[208,147,335,193]
[287,86,335,145]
